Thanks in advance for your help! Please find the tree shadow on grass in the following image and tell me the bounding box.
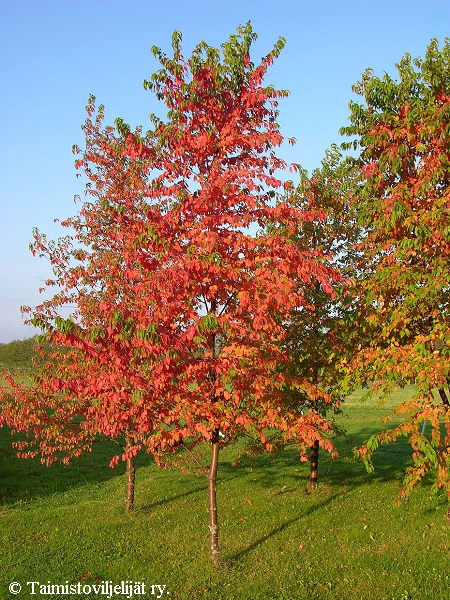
[137,483,207,512]
[0,423,249,510]
[0,428,153,507]
[225,425,416,496]
[221,427,429,566]
[137,471,243,512]
[322,426,415,488]
[0,420,420,510]
[225,490,344,564]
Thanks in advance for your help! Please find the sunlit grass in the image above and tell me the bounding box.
[0,387,449,600]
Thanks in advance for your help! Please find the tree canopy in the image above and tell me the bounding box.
[0,22,341,562]
[340,37,450,501]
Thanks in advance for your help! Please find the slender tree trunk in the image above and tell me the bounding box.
[309,439,319,490]
[125,433,135,512]
[208,428,220,566]
[437,390,450,523]
[205,313,221,565]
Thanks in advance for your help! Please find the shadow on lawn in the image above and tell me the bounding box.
[0,420,416,509]
[0,426,247,509]
[137,484,207,512]
[231,425,414,495]
[137,472,242,512]
[0,428,152,506]
[324,426,414,487]
[222,429,418,564]
[226,490,344,564]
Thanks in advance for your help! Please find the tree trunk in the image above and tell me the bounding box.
[438,387,450,407]
[125,434,136,512]
[208,428,220,566]
[309,439,319,490]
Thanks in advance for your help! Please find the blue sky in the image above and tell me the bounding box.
[1,0,449,342]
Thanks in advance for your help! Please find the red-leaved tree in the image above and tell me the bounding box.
[0,101,180,511]
[2,23,339,563]
[113,24,340,562]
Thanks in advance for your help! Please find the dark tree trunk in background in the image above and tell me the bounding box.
[438,387,450,407]
[309,439,319,490]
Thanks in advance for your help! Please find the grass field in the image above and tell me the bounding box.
[1,387,449,600]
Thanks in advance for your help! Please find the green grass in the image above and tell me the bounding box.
[1,387,449,600]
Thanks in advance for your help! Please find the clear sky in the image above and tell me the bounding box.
[1,0,449,342]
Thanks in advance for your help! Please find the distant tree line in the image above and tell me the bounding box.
[0,337,40,372]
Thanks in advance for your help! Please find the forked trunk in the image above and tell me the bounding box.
[309,439,319,490]
[125,434,136,512]
[208,428,220,566]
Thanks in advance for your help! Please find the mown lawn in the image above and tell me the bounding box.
[0,387,449,600]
